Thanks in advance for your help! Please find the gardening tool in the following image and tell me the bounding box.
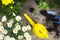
[24,13,49,38]
[55,16,60,19]
[47,11,57,15]
[55,16,60,24]
[47,11,60,24]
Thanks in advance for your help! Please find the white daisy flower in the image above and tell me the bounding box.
[15,16,21,21]
[5,38,11,40]
[13,28,18,34]
[8,19,14,23]
[24,32,30,37]
[3,29,8,35]
[22,26,27,32]
[4,35,10,40]
[2,16,7,22]
[12,12,16,16]
[0,34,4,40]
[27,25,31,30]
[26,35,32,40]
[5,36,10,38]
[10,37,15,40]
[0,26,4,33]
[15,24,21,30]
[0,22,3,26]
[18,35,23,40]
[7,22,13,28]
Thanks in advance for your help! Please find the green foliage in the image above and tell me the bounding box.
[0,1,32,40]
[0,0,24,19]
[49,0,60,8]
[1,15,31,40]
[35,0,46,5]
[35,0,49,10]
[36,0,60,8]
[37,2,49,10]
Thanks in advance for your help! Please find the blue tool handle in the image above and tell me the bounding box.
[55,16,60,19]
[56,22,60,24]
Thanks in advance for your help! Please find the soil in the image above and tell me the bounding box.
[22,0,60,40]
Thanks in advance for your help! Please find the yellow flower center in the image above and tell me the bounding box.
[24,28,26,30]
[14,30,17,32]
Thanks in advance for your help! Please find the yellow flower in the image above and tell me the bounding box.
[2,0,14,6]
[10,6,13,9]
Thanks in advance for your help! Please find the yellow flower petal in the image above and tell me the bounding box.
[2,0,14,6]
